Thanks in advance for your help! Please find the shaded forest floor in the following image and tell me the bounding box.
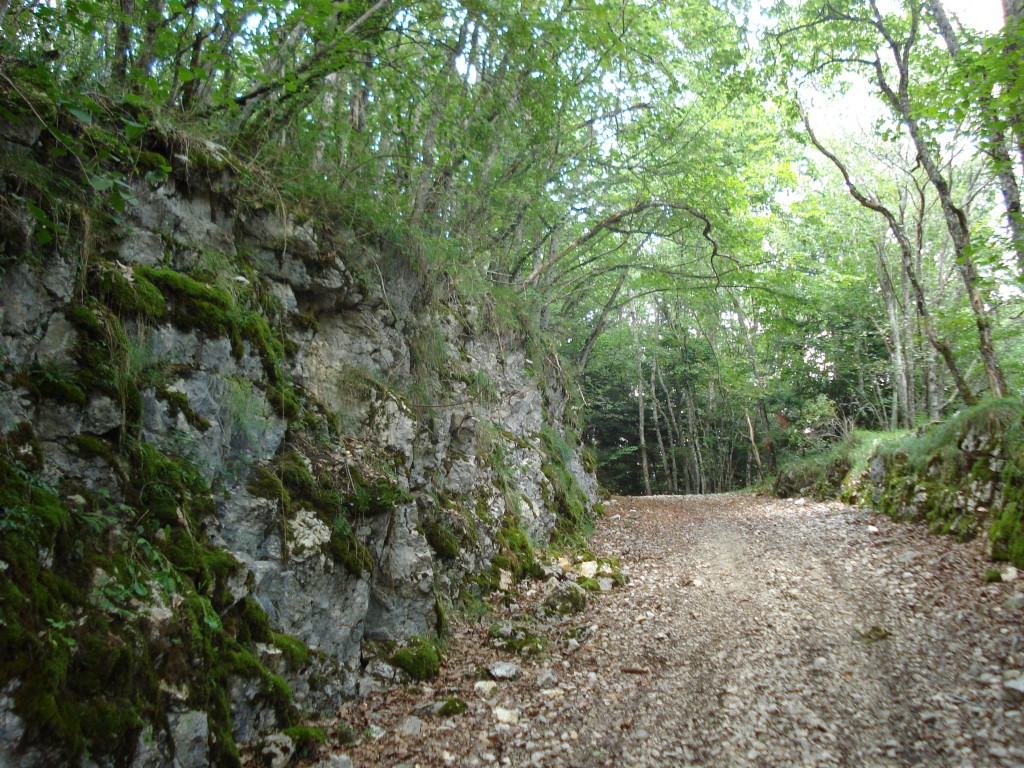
[297,495,1024,768]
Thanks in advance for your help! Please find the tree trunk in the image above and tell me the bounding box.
[871,4,1008,397]
[802,109,976,405]
[727,291,775,469]
[632,320,651,496]
[875,238,905,429]
[649,364,671,493]
[114,0,135,83]
[687,386,706,493]
[578,273,627,372]
[745,408,763,482]
[927,0,1024,274]
[655,360,682,493]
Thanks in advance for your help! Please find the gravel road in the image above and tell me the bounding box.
[306,494,1024,768]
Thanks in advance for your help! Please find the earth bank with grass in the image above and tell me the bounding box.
[775,399,1024,568]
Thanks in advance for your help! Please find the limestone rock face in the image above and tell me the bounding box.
[0,171,598,766]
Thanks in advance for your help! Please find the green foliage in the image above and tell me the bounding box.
[473,514,544,594]
[793,400,1024,568]
[489,623,545,655]
[539,426,593,544]
[13,363,88,406]
[157,388,212,431]
[0,422,304,765]
[95,266,167,320]
[775,429,909,500]
[422,516,461,560]
[246,447,409,574]
[328,519,374,576]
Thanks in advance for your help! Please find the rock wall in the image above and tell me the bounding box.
[0,140,597,766]
[843,401,1024,565]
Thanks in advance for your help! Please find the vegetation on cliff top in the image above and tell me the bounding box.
[774,399,1024,568]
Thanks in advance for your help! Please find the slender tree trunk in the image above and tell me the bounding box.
[649,365,670,493]
[926,342,941,419]
[579,273,627,372]
[727,291,775,469]
[637,360,651,496]
[900,252,916,426]
[655,360,682,493]
[683,385,705,493]
[114,0,135,83]
[874,238,906,429]
[632,321,651,496]
[870,3,1007,396]
[745,408,763,482]
[802,109,976,405]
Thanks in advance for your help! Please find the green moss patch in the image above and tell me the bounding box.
[488,623,545,655]
[436,696,468,716]
[539,426,593,545]
[247,447,410,573]
[0,420,316,765]
[423,516,461,559]
[792,400,1024,569]
[95,265,167,320]
[390,637,441,681]
[281,725,326,757]
[13,363,88,406]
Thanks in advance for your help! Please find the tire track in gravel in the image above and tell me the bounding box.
[566,494,1024,768]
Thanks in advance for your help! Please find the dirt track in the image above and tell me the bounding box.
[309,494,1024,768]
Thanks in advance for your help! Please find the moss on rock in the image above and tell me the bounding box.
[390,637,441,681]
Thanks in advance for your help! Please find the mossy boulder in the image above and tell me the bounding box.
[390,637,441,681]
[543,581,588,615]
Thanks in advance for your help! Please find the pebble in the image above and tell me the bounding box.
[490,661,520,680]
[536,668,559,688]
[493,707,519,724]
[396,716,422,737]
[311,756,355,768]
[1003,674,1024,694]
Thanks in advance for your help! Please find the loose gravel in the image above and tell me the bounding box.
[302,494,1024,768]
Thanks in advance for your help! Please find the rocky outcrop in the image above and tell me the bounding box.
[843,401,1024,565]
[0,148,597,766]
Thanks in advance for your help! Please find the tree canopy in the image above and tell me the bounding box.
[3,0,1022,493]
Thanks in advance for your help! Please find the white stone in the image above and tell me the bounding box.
[578,561,598,578]
[493,707,519,724]
[261,733,295,768]
[288,508,332,562]
[536,668,559,688]
[1004,674,1024,694]
[312,755,355,768]
[490,661,520,680]
[396,716,423,737]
